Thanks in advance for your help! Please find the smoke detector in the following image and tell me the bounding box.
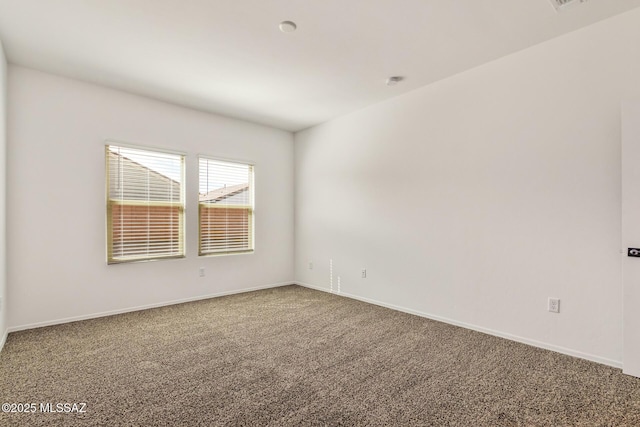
[386,76,404,86]
[549,0,588,12]
[279,21,297,33]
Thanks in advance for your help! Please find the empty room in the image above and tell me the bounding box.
[2,0,640,425]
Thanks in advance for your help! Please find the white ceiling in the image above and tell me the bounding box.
[1,0,639,132]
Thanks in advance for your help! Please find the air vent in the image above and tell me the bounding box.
[549,0,587,11]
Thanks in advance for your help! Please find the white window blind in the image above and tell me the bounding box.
[199,157,254,256]
[106,145,185,263]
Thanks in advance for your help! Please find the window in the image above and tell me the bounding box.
[106,144,185,263]
[199,157,254,256]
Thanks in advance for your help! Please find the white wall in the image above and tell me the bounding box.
[0,40,7,349]
[295,8,640,366]
[7,66,294,329]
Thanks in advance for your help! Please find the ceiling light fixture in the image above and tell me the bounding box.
[549,0,587,12]
[386,76,404,86]
[279,21,297,33]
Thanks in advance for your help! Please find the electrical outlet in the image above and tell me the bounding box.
[309,262,313,270]
[548,298,560,313]
[199,267,205,277]
[361,269,367,278]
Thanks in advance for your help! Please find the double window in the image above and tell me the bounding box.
[105,144,254,263]
[106,145,185,263]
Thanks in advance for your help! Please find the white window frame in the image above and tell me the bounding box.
[106,142,186,264]
[198,155,255,257]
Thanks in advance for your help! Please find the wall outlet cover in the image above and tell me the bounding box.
[548,298,560,313]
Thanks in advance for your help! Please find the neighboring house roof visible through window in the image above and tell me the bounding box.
[199,183,249,205]
[108,150,181,202]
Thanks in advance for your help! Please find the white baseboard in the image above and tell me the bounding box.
[296,281,623,370]
[8,281,294,333]
[0,329,7,353]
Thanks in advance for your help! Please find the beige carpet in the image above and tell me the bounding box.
[1,285,639,426]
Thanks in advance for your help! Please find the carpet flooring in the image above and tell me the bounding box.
[1,285,640,426]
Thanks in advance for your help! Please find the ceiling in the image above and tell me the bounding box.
[1,0,639,132]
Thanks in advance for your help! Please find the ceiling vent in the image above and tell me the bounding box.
[549,0,587,12]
